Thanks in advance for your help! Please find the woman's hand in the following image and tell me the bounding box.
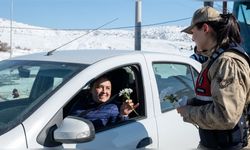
[120,99,139,116]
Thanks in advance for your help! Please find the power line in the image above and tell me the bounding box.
[0,17,191,31]
[103,17,192,30]
[46,18,119,55]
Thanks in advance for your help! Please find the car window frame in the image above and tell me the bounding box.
[64,63,146,133]
[152,61,198,113]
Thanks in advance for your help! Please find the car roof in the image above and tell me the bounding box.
[9,49,183,64]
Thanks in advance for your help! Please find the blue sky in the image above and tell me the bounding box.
[0,0,232,29]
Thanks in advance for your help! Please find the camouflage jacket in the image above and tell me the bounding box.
[182,50,250,130]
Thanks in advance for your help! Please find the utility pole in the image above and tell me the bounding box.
[10,0,13,58]
[223,1,227,14]
[135,0,141,51]
[204,1,213,7]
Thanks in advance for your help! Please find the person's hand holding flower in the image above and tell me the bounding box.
[119,88,139,116]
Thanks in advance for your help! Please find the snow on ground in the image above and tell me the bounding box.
[0,18,194,60]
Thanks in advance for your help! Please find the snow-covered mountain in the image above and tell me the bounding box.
[0,18,194,60]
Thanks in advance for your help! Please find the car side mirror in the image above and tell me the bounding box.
[54,116,95,143]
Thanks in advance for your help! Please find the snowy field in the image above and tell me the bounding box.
[0,18,195,60]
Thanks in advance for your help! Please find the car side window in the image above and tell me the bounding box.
[153,63,196,112]
[64,64,145,131]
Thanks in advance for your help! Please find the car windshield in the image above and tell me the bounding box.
[0,60,87,135]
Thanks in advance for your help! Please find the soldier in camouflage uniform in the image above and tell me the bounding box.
[177,6,250,150]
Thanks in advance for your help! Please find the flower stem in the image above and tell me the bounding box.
[132,109,139,116]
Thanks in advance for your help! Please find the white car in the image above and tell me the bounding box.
[0,49,201,149]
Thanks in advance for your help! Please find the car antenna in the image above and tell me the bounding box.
[46,18,119,56]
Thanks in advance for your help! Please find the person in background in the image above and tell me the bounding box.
[70,75,139,130]
[12,88,20,98]
[190,45,208,63]
[177,6,250,150]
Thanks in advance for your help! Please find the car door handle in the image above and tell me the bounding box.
[136,137,152,149]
